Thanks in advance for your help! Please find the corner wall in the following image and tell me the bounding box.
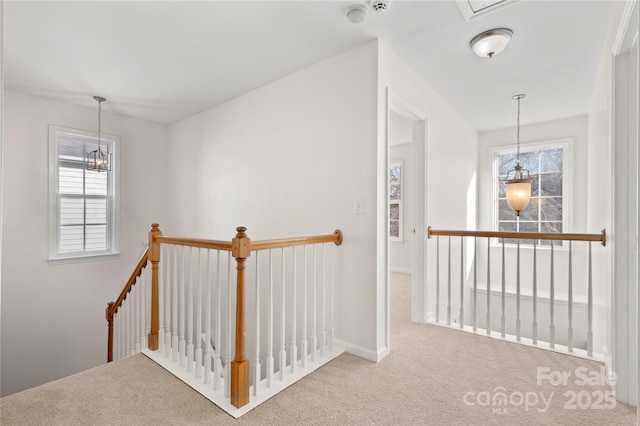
[167,41,381,359]
[0,92,169,396]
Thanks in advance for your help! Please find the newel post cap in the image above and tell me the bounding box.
[232,226,251,259]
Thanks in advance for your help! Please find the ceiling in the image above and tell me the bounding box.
[3,0,615,131]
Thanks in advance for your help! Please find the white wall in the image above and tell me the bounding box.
[167,42,381,360]
[0,91,169,396]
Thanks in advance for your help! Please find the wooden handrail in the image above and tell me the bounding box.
[106,247,149,362]
[154,230,342,252]
[155,235,233,251]
[427,227,606,247]
[250,230,343,251]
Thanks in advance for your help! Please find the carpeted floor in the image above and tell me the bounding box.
[1,272,636,425]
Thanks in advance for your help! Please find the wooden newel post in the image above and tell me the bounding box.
[148,223,162,351]
[231,226,251,408]
[106,302,115,362]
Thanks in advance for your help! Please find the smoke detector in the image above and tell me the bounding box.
[370,0,390,12]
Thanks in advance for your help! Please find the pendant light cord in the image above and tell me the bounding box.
[515,95,521,165]
[98,99,102,151]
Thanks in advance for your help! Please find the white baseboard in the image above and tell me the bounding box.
[390,267,412,274]
[335,339,389,362]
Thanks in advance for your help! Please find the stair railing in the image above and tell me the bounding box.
[107,223,343,411]
[427,227,606,357]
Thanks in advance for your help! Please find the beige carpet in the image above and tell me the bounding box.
[1,272,636,425]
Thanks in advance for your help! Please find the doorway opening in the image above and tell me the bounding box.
[386,93,427,350]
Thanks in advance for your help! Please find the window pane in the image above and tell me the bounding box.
[86,198,107,224]
[498,153,516,175]
[86,225,107,251]
[519,151,539,174]
[518,221,538,245]
[59,138,87,162]
[540,197,562,221]
[59,166,84,195]
[389,203,400,220]
[60,197,84,225]
[86,170,108,196]
[519,198,539,221]
[498,199,517,220]
[540,222,563,246]
[540,172,562,197]
[59,225,84,253]
[530,174,539,197]
[389,166,401,201]
[541,149,563,172]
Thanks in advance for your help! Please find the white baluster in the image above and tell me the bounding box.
[436,236,440,322]
[140,268,147,351]
[213,251,222,392]
[187,247,195,373]
[568,241,573,352]
[253,252,261,396]
[195,248,203,377]
[134,278,141,354]
[279,248,286,380]
[224,253,232,398]
[291,247,298,374]
[204,250,212,385]
[320,244,326,355]
[311,245,317,361]
[516,238,521,341]
[158,245,164,352]
[164,245,172,359]
[127,289,133,355]
[301,246,308,368]
[179,246,186,368]
[447,236,451,326]
[172,246,179,362]
[267,249,274,387]
[459,237,464,329]
[473,237,477,332]
[550,243,555,349]
[328,243,335,352]
[532,243,538,345]
[587,242,593,356]
[486,238,491,335]
[501,241,506,338]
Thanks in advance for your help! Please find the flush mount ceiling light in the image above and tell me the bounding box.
[502,94,535,216]
[346,4,368,23]
[470,28,513,58]
[86,96,112,172]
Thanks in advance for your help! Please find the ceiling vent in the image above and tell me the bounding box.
[456,0,519,21]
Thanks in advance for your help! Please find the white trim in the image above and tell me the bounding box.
[612,0,638,55]
[335,339,388,362]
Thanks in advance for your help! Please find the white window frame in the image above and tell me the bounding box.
[389,159,403,242]
[48,125,120,264]
[489,138,572,249]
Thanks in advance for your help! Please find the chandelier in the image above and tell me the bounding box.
[86,96,111,172]
[503,94,534,216]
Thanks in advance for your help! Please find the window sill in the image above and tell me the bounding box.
[48,252,120,266]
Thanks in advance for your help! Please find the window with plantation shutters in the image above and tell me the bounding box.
[49,125,120,262]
